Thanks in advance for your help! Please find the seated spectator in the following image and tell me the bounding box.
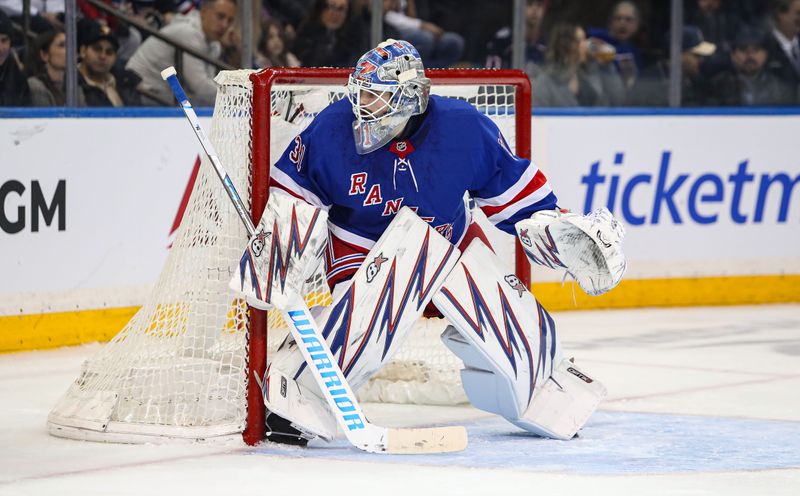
[0,9,29,105]
[765,0,800,91]
[78,0,143,65]
[293,0,367,68]
[383,0,464,68]
[126,0,236,106]
[486,0,547,77]
[709,27,796,105]
[627,25,715,106]
[531,22,624,107]
[688,0,738,78]
[256,19,300,68]
[27,29,66,106]
[587,0,643,88]
[77,19,142,106]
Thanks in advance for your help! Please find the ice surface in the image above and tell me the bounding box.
[1,305,799,496]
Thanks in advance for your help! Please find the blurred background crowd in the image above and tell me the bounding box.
[1,0,799,107]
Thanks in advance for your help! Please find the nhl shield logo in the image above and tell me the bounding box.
[389,140,414,158]
[366,254,389,283]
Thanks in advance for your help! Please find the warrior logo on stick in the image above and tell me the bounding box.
[366,254,389,283]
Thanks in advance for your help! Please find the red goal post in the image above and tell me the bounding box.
[244,67,534,445]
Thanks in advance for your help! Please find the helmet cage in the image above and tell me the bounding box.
[347,78,405,123]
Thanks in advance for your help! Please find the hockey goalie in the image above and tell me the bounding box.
[231,39,627,447]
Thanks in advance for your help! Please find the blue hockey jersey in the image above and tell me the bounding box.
[270,95,558,285]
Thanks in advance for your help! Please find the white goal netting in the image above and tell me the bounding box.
[48,69,522,443]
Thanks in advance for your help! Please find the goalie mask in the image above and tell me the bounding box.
[347,39,431,154]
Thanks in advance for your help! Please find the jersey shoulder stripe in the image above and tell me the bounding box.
[477,168,550,218]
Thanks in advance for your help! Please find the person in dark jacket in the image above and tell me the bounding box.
[77,18,142,106]
[0,10,30,106]
[765,0,800,90]
[709,26,796,106]
[587,1,643,88]
[626,25,716,106]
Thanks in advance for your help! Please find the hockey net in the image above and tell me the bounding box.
[47,68,531,444]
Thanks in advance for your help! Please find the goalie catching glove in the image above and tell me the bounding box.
[515,208,626,296]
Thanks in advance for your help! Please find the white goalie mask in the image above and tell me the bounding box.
[347,39,431,154]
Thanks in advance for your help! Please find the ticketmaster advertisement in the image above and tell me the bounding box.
[530,114,800,282]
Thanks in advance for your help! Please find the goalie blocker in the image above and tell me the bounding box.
[232,192,610,443]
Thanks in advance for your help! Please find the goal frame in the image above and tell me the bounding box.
[243,67,533,445]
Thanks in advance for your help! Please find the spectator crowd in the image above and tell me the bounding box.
[1,0,799,107]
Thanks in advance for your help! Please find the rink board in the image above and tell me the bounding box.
[1,109,798,351]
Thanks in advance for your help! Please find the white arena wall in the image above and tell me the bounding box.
[1,108,798,352]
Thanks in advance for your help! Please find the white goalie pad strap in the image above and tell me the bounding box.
[263,366,338,442]
[515,208,627,296]
[229,190,328,310]
[432,241,560,425]
[267,207,461,438]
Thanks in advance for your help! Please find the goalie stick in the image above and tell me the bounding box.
[161,67,467,454]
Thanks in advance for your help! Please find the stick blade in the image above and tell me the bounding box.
[386,426,468,454]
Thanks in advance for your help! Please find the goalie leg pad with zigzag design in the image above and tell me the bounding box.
[433,241,606,440]
[266,207,461,440]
